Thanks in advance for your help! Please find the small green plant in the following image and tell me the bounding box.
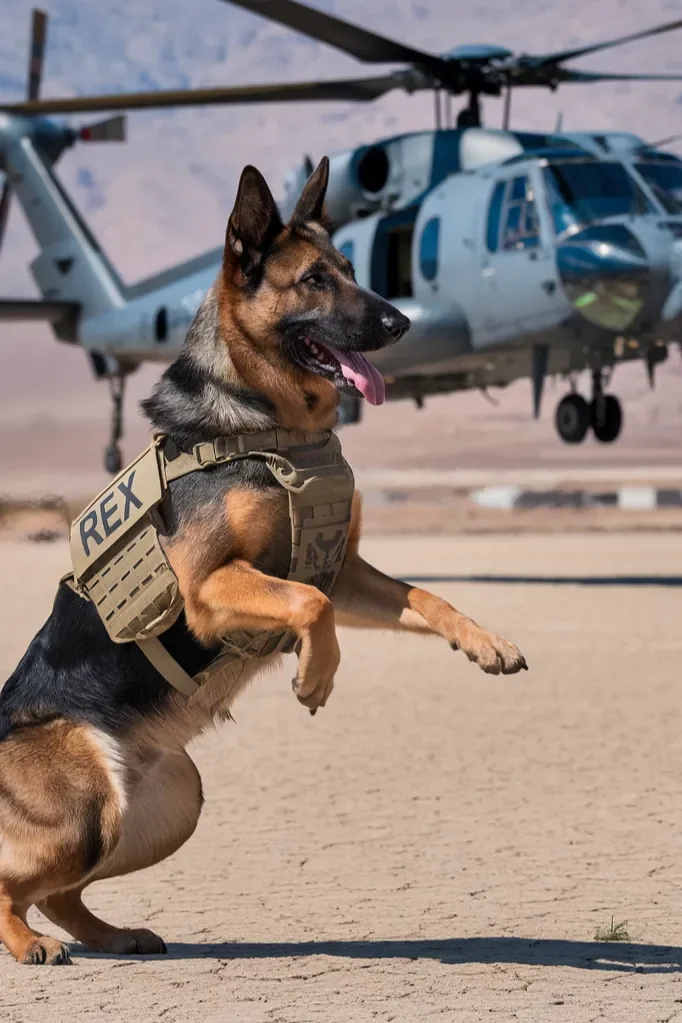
[594,916,630,942]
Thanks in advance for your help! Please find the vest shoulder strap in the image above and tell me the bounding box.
[136,636,200,698]
[163,428,332,482]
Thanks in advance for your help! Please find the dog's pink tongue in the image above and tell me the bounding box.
[324,346,386,406]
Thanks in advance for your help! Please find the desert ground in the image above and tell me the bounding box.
[0,531,681,1022]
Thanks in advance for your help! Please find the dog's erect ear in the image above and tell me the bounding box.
[290,156,330,226]
[225,165,283,276]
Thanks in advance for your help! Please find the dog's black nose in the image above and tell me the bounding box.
[381,309,410,341]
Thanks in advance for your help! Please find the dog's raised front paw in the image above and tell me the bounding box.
[292,673,334,715]
[455,627,528,675]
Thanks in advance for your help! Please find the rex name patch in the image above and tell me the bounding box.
[69,443,165,581]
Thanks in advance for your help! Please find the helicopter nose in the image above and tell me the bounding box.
[381,308,411,342]
[557,224,650,332]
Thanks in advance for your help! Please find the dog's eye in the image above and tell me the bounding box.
[300,271,325,289]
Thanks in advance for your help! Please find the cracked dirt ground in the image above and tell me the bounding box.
[1,532,682,1022]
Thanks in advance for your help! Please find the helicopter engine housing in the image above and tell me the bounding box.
[282,131,462,231]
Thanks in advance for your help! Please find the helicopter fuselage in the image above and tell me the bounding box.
[3,122,682,456]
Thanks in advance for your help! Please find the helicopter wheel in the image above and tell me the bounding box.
[590,394,622,443]
[104,444,122,474]
[555,394,590,444]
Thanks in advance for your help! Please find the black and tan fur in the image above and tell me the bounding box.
[0,158,527,966]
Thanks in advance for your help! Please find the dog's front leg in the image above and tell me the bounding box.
[187,559,340,711]
[332,554,527,675]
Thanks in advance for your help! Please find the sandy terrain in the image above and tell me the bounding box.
[1,532,682,1021]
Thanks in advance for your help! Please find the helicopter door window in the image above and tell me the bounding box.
[419,217,440,281]
[503,204,522,245]
[486,182,506,252]
[501,175,540,251]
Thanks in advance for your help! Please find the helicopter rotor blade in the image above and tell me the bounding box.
[559,69,682,84]
[0,73,413,116]
[215,0,447,74]
[78,114,127,142]
[27,9,48,101]
[531,18,682,68]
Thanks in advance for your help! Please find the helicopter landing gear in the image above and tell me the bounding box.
[555,393,590,444]
[554,372,623,445]
[589,371,622,444]
[104,372,125,474]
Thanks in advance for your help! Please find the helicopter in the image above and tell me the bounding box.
[3,3,682,472]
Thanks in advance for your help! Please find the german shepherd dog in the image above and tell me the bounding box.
[0,158,527,966]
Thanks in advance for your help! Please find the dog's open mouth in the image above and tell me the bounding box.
[297,337,386,406]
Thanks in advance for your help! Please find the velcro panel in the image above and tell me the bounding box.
[83,520,182,643]
[290,492,354,593]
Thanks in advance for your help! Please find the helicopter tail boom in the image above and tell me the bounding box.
[4,136,125,332]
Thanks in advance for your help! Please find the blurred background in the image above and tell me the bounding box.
[0,0,681,522]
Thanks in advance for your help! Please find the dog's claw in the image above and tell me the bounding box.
[454,629,527,676]
[21,938,71,966]
[292,674,332,714]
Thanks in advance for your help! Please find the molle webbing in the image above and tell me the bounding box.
[68,428,354,699]
[69,441,183,645]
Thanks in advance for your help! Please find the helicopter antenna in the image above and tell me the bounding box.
[637,132,682,151]
[554,110,564,132]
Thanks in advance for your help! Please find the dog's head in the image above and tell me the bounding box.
[219,157,410,427]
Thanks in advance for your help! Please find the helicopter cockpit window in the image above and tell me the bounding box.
[419,217,440,281]
[634,161,682,214]
[543,161,653,236]
[501,176,540,251]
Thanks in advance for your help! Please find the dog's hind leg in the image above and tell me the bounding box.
[0,720,125,965]
[36,887,166,956]
[0,888,71,965]
[37,751,203,956]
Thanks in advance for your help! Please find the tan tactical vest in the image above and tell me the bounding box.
[66,429,354,700]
